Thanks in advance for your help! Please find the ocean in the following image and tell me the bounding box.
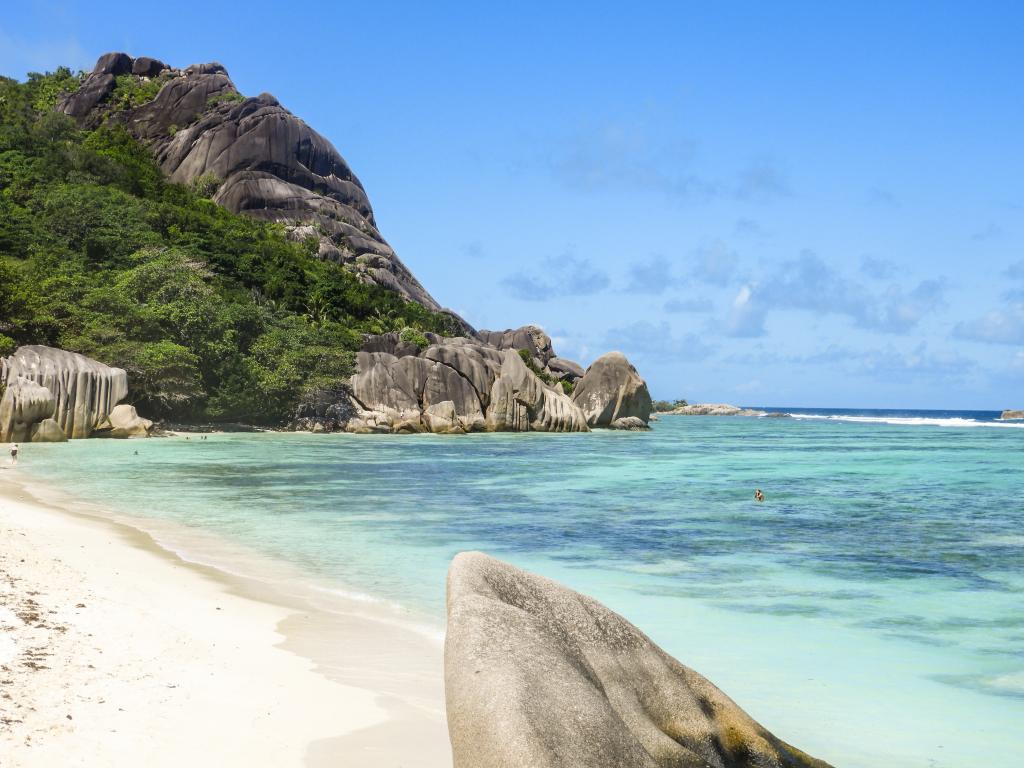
[16,409,1024,767]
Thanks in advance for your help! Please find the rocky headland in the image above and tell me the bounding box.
[999,409,1024,420]
[7,52,654,435]
[445,552,832,768]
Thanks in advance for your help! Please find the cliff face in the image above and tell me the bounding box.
[58,52,445,313]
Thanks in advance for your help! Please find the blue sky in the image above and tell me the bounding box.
[2,2,1022,408]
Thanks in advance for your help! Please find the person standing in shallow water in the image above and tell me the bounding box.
[9,443,18,466]
[754,488,764,503]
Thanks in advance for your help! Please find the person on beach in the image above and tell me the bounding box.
[754,488,764,503]
[10,443,19,466]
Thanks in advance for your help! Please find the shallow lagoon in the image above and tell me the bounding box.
[20,413,1024,767]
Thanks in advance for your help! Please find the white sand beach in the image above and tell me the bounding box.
[0,469,451,767]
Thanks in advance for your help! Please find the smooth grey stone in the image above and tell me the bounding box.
[572,351,652,427]
[445,552,833,768]
[1,346,129,439]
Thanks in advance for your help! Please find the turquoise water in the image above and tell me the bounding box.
[16,414,1024,766]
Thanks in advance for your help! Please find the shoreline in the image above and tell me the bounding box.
[0,468,451,767]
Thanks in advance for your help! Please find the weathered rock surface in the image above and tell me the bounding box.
[344,328,592,434]
[547,356,585,381]
[291,383,360,432]
[1,346,129,439]
[97,404,154,438]
[999,409,1024,420]
[445,552,833,768]
[610,416,649,431]
[572,351,652,427]
[486,350,589,433]
[30,418,68,443]
[0,378,57,442]
[423,400,463,434]
[477,325,554,368]
[668,403,766,417]
[58,52,455,318]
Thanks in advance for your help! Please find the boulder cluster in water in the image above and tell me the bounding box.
[0,346,153,442]
[294,325,652,434]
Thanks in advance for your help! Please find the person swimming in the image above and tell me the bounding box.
[754,488,764,502]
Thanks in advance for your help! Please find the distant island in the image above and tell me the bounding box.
[654,401,778,417]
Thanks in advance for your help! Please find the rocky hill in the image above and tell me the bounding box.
[0,53,651,434]
[58,52,447,316]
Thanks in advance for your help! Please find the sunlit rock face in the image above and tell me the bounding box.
[1,346,128,439]
[572,351,652,427]
[346,328,591,434]
[0,377,57,442]
[445,552,833,768]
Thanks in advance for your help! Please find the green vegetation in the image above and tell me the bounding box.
[560,379,575,396]
[110,72,172,110]
[399,327,430,349]
[189,172,221,198]
[0,69,460,425]
[652,399,688,412]
[517,348,555,384]
[206,90,246,108]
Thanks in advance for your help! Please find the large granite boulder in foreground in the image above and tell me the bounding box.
[58,52,454,320]
[572,351,653,428]
[445,552,832,768]
[0,346,149,441]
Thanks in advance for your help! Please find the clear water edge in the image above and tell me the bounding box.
[13,411,1024,767]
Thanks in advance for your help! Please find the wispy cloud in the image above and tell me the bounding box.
[462,241,485,260]
[544,119,716,202]
[730,343,975,383]
[953,305,1024,345]
[540,117,791,205]
[603,320,713,360]
[970,223,1002,242]
[691,240,740,286]
[954,261,1024,344]
[735,157,791,203]
[624,254,682,295]
[724,251,946,337]
[866,186,899,207]
[860,255,897,280]
[664,297,714,313]
[501,253,609,302]
[734,218,766,237]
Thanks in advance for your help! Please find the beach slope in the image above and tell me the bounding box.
[0,471,449,767]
